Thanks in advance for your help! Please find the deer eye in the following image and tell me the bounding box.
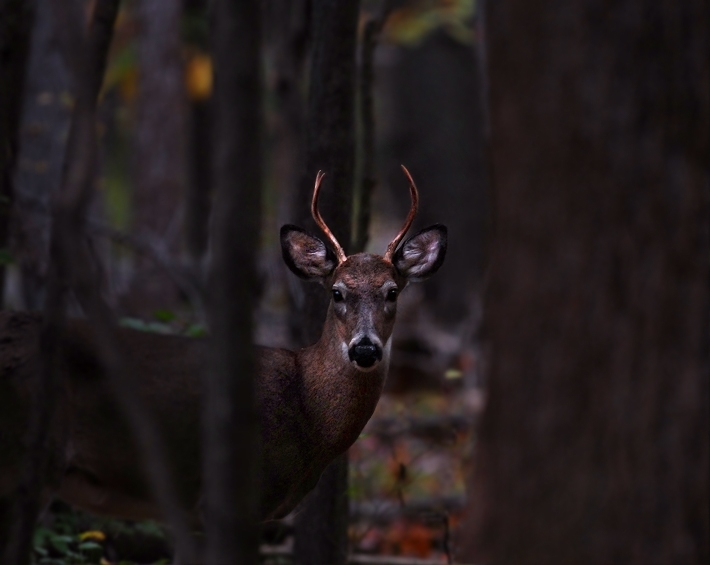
[332,289,344,303]
[386,288,398,302]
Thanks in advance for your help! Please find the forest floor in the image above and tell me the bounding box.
[33,378,482,565]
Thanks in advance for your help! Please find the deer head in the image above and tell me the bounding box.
[281,166,447,371]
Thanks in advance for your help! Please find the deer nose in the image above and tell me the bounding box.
[348,337,383,369]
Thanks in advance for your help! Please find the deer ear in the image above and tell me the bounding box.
[281,225,338,281]
[393,225,447,282]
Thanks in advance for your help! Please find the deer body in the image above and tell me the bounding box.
[0,307,386,523]
[0,168,446,533]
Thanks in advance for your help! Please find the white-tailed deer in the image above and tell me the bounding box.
[0,167,446,535]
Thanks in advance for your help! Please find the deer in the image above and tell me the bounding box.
[0,166,447,539]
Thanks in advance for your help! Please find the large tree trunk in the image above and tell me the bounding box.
[290,1,360,564]
[202,0,263,563]
[462,1,709,564]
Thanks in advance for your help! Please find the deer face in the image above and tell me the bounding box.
[328,254,400,370]
[281,167,446,371]
[281,227,447,370]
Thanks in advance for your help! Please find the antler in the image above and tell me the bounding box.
[384,165,419,262]
[311,171,347,263]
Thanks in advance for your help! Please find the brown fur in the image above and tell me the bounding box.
[0,259,396,525]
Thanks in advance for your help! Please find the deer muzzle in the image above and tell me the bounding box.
[348,336,383,369]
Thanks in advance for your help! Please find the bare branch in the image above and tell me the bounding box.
[87,219,206,319]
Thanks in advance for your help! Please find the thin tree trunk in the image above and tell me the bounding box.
[462,1,709,563]
[354,3,392,254]
[384,31,487,329]
[203,0,263,563]
[291,1,360,564]
[0,0,34,304]
[185,98,211,267]
[184,0,211,270]
[9,1,71,310]
[266,0,308,250]
[125,0,186,316]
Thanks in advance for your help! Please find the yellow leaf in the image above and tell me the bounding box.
[185,53,213,101]
[79,530,106,542]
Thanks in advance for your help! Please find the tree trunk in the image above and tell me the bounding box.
[461,1,709,564]
[185,98,211,267]
[0,0,34,305]
[202,0,263,563]
[383,31,487,330]
[9,1,71,310]
[265,0,308,250]
[291,1,360,564]
[124,0,187,317]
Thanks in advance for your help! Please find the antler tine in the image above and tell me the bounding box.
[384,165,420,262]
[311,171,347,263]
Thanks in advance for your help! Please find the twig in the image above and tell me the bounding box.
[350,496,466,523]
[88,219,206,319]
[441,512,452,565]
[261,546,475,565]
[349,555,473,565]
[366,414,474,443]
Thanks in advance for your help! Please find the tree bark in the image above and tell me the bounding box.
[265,0,308,246]
[0,0,34,304]
[461,1,709,564]
[184,0,211,269]
[384,31,488,329]
[203,0,263,563]
[124,0,187,317]
[291,1,360,564]
[354,3,393,254]
[8,1,71,310]
[185,98,211,266]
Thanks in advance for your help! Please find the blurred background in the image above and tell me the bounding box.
[1,0,707,563]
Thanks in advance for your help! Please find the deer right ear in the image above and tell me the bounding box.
[281,225,338,281]
[392,224,447,282]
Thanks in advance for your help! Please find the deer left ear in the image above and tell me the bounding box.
[281,224,338,282]
[392,225,447,282]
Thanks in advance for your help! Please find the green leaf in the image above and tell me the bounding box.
[33,526,51,547]
[153,308,176,323]
[185,323,207,337]
[119,317,173,334]
[49,534,71,555]
[78,540,102,551]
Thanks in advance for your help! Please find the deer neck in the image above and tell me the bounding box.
[298,313,389,457]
